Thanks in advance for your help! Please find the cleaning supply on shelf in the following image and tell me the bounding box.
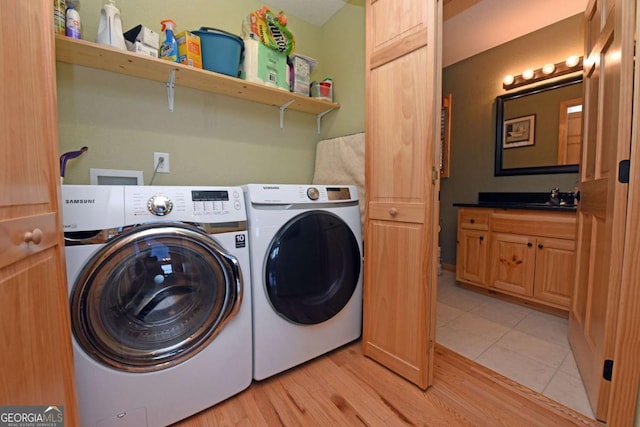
[54,0,67,34]
[65,5,81,39]
[176,31,202,68]
[159,19,179,62]
[96,0,126,50]
[241,7,295,56]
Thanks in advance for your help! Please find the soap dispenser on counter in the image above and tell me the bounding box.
[96,0,126,50]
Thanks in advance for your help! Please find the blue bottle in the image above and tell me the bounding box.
[159,19,178,62]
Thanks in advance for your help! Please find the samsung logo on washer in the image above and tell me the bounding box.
[262,186,280,190]
[65,199,95,204]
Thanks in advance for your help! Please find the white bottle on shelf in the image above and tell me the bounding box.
[96,0,126,50]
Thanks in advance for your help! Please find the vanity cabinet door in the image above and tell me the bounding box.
[490,233,535,296]
[533,237,575,308]
[456,229,488,286]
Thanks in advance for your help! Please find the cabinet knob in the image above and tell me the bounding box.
[538,243,544,249]
[470,218,475,224]
[479,236,484,241]
[389,208,398,217]
[527,242,533,247]
[24,228,43,245]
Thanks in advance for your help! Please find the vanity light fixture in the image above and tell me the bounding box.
[565,55,581,67]
[502,56,583,90]
[522,69,535,80]
[542,63,556,75]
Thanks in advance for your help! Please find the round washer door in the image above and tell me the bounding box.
[264,210,361,325]
[70,222,242,373]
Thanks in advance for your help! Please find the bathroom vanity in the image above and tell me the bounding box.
[454,193,577,312]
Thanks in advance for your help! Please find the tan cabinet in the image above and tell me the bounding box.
[456,207,576,311]
[0,1,79,421]
[456,209,490,286]
[490,232,536,295]
[363,0,441,389]
[533,237,575,307]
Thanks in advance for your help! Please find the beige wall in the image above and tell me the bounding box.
[57,0,365,185]
[440,14,583,265]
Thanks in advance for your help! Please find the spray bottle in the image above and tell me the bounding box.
[159,19,178,62]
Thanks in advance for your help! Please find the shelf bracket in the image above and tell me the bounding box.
[166,69,176,112]
[278,99,295,129]
[316,108,334,135]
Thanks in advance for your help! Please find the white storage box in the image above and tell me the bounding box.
[123,25,160,49]
[126,40,158,58]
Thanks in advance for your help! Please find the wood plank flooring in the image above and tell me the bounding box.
[174,341,599,426]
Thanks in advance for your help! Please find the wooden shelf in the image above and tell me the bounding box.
[55,35,339,115]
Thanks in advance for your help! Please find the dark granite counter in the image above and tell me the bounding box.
[453,202,577,212]
[453,191,578,212]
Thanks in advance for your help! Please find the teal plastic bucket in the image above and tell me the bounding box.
[192,27,244,77]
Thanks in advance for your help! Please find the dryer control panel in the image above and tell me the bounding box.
[244,184,359,205]
[125,186,246,224]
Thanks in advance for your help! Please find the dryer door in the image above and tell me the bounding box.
[70,223,242,372]
[265,211,361,325]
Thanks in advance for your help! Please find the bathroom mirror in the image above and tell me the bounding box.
[495,76,583,176]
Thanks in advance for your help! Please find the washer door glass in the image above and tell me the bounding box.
[265,211,361,325]
[70,223,242,372]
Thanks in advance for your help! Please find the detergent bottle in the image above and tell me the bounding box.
[159,20,178,62]
[96,0,126,50]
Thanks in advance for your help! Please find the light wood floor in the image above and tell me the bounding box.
[174,341,599,426]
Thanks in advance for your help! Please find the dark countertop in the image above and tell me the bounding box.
[454,191,578,212]
[453,202,578,212]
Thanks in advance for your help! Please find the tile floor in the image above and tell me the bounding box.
[436,270,595,419]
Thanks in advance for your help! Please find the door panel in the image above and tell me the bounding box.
[568,0,634,421]
[363,0,440,389]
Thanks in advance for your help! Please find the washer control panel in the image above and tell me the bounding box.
[125,186,246,223]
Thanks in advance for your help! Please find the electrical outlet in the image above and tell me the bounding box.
[153,152,170,173]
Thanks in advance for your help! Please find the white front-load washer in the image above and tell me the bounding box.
[243,183,363,380]
[62,185,252,427]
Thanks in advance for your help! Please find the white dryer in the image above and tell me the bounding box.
[62,185,252,427]
[243,184,363,380]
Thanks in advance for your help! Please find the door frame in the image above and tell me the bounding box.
[607,2,640,423]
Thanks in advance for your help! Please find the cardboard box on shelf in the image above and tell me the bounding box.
[127,41,158,58]
[290,54,317,96]
[123,25,160,50]
[176,31,202,69]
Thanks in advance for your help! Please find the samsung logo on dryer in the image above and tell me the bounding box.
[65,199,95,204]
[262,186,280,190]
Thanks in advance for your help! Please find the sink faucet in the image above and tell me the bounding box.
[550,187,560,205]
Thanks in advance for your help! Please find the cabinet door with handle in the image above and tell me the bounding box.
[490,233,536,296]
[533,237,575,308]
[363,0,441,389]
[456,229,488,286]
[0,0,79,420]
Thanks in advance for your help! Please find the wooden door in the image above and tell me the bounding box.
[456,229,488,285]
[489,233,535,296]
[0,0,79,421]
[568,0,635,421]
[363,0,441,389]
[533,237,575,309]
[557,97,583,165]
